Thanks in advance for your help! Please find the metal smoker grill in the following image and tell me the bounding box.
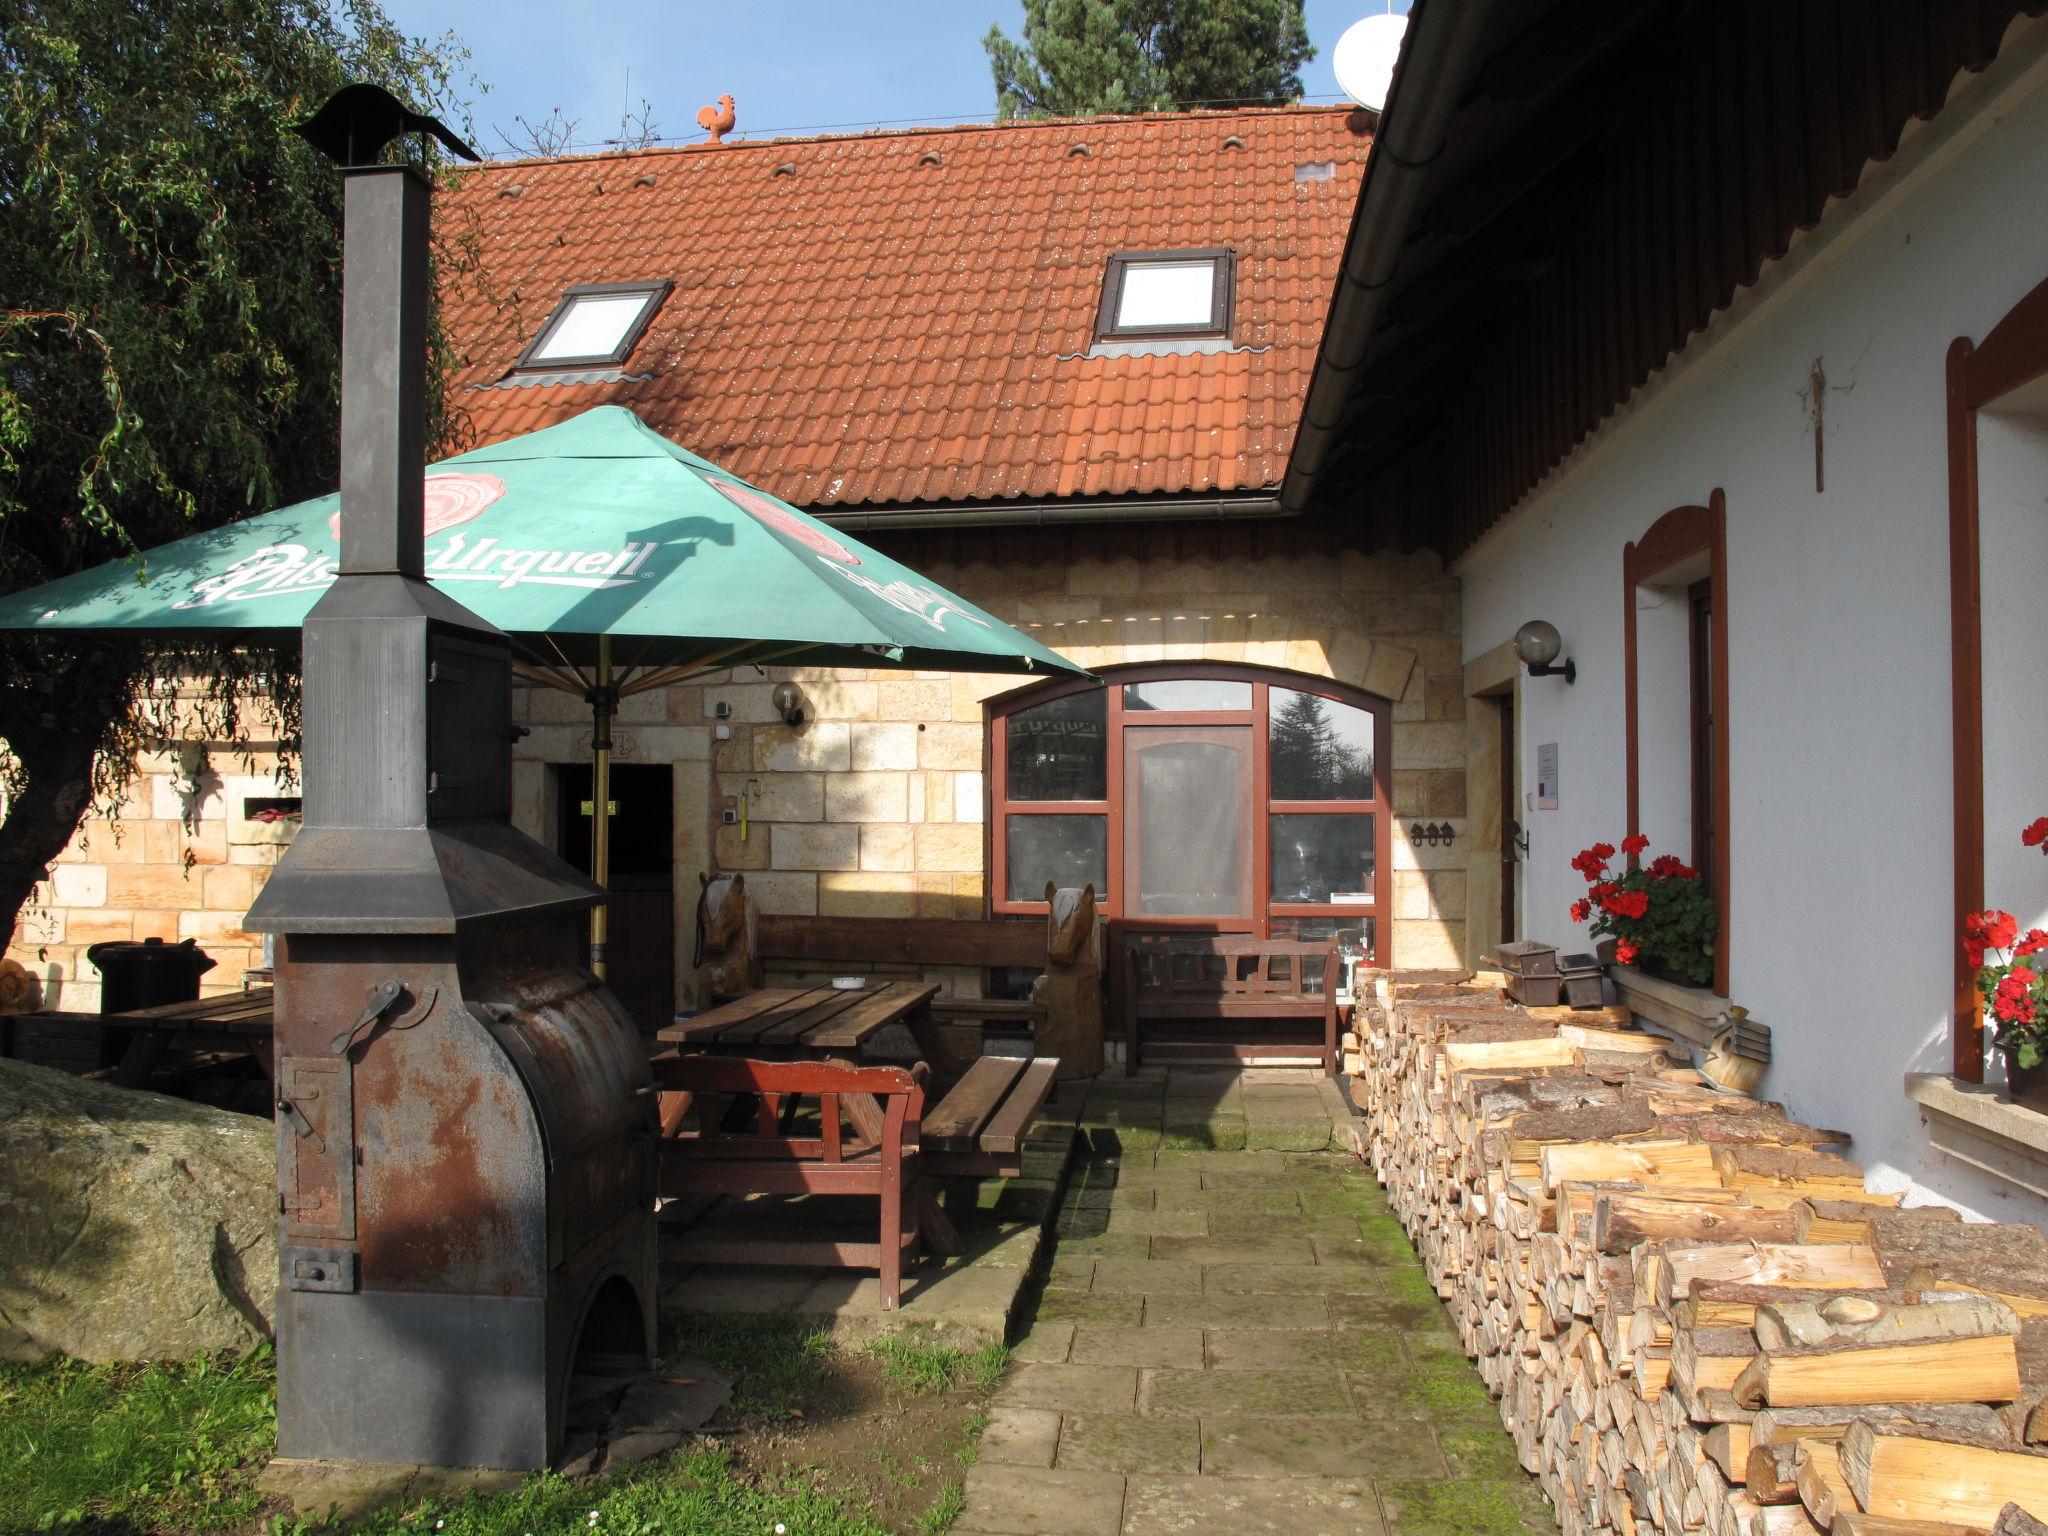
[246,88,657,1471]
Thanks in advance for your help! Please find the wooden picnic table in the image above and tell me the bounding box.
[655,978,979,1253]
[5,987,276,1086]
[656,979,960,1073]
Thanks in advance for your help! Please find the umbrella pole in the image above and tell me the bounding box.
[589,634,614,982]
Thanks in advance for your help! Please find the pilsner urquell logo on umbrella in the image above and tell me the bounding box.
[175,471,661,608]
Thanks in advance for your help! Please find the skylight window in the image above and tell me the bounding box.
[516,281,671,371]
[1095,250,1234,341]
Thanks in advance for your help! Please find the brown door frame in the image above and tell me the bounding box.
[1946,271,2048,1079]
[1623,489,1731,997]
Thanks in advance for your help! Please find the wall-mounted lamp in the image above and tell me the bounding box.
[1408,821,1457,848]
[770,681,806,726]
[1514,619,1576,684]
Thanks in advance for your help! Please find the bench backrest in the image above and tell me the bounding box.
[755,914,1045,970]
[1126,937,1338,1002]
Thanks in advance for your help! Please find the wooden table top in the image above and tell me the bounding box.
[658,980,939,1054]
[16,987,276,1036]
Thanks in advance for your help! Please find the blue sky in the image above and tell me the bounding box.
[382,0,1409,157]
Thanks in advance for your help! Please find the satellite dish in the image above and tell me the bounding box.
[1332,12,1409,113]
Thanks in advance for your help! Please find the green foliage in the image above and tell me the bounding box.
[0,1347,276,1534]
[984,0,1314,120]
[0,0,475,939]
[1268,689,1371,799]
[1568,840,1718,988]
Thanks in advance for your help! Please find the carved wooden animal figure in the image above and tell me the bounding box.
[690,872,760,1009]
[1032,882,1103,1079]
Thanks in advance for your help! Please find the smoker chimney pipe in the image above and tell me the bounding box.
[339,167,430,578]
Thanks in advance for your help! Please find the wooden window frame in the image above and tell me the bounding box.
[514,280,673,372]
[1094,249,1236,342]
[1946,272,2048,1080]
[985,662,1392,962]
[1623,490,1731,997]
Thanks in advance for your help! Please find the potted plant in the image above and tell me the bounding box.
[1966,816,2048,1102]
[1567,834,1717,989]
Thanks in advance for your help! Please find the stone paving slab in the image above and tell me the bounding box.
[1070,1324,1205,1369]
[956,1464,1125,1536]
[1056,1412,1200,1473]
[1120,1474,1382,1535]
[956,1068,1552,1536]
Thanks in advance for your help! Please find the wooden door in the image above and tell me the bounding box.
[557,762,675,1034]
[1500,694,1517,944]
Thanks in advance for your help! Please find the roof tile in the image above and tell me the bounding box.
[439,106,1369,510]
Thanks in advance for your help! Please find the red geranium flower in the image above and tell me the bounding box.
[2024,816,2048,850]
[1570,898,1592,924]
[1615,939,1639,965]
[1590,842,1616,861]
[1621,833,1650,857]
[2017,929,2048,958]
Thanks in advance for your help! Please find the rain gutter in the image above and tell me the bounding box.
[816,493,1284,532]
[1279,0,1500,515]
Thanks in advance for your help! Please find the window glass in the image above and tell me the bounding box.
[1269,813,1373,904]
[1133,738,1246,916]
[1005,689,1106,800]
[1006,815,1106,902]
[1115,260,1217,329]
[1268,687,1374,799]
[529,291,661,365]
[1268,915,1375,963]
[1123,679,1251,712]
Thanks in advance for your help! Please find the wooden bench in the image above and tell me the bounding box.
[1122,936,1342,1078]
[651,1049,1059,1309]
[752,914,1051,1039]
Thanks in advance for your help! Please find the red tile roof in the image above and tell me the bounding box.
[438,106,1371,511]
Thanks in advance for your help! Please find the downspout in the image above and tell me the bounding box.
[1280,0,1501,515]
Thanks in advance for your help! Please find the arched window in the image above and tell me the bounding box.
[989,664,1393,963]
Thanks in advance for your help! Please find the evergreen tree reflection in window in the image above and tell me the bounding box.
[1269,688,1372,799]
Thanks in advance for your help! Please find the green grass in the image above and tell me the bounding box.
[863,1336,1009,1395]
[917,1480,965,1534]
[663,1313,836,1419]
[0,1347,277,1535]
[290,1446,891,1536]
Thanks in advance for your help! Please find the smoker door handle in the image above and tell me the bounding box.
[277,1093,325,1152]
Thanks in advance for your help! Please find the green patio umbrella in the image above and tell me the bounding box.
[0,405,1087,975]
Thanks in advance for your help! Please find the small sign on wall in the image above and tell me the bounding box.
[1535,742,1559,810]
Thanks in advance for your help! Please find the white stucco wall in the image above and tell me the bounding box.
[1456,31,2048,1221]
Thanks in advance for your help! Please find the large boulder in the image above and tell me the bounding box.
[0,1058,275,1361]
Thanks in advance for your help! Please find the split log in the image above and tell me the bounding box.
[1733,1336,2022,1410]
[1598,1194,1801,1253]
[1838,1422,2048,1527]
[1751,1405,2011,1450]
[1795,1442,1859,1527]
[1831,1516,1989,1536]
[1656,1245,1889,1309]
[1993,1504,2048,1536]
[1544,1140,1721,1190]
[1750,1507,1825,1536]
[1747,1442,1805,1503]
[1755,1297,2021,1351]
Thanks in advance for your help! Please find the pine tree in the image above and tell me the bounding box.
[985,0,1314,121]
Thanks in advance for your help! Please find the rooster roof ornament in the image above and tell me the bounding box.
[697,93,736,143]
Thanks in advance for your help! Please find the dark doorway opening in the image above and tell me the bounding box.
[556,762,674,1034]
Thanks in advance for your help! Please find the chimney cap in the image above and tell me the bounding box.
[297,83,479,168]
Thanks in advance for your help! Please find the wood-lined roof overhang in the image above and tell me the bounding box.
[1285,0,2047,563]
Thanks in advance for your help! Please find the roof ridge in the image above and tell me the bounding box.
[465,103,1368,173]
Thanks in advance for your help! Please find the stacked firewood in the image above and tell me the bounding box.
[1357,972,2048,1536]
